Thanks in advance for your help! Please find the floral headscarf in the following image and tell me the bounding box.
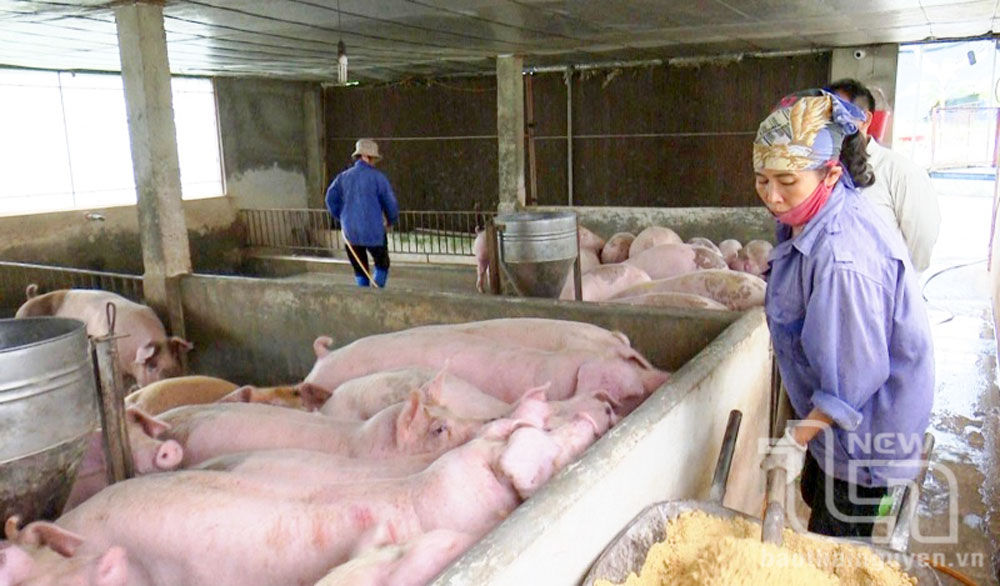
[753,89,865,173]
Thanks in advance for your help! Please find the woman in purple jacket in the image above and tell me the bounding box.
[756,89,934,538]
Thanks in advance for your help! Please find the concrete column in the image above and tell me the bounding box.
[496,55,526,213]
[115,1,191,332]
[830,45,900,144]
[304,85,327,210]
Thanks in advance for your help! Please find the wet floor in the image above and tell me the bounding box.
[911,259,999,585]
[906,185,1000,585]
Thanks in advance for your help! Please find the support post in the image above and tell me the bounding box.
[115,1,191,328]
[565,67,574,207]
[304,85,327,210]
[91,304,134,484]
[497,55,526,213]
[486,221,502,295]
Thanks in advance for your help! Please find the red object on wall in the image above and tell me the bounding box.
[869,110,891,142]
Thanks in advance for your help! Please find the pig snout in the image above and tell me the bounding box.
[154,439,184,471]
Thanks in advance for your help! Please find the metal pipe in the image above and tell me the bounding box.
[565,67,574,207]
[485,221,502,295]
[887,432,936,552]
[573,216,582,301]
[91,303,134,484]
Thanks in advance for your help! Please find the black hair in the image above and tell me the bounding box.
[839,130,875,188]
[828,78,876,113]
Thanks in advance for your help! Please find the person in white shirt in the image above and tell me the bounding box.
[829,79,941,271]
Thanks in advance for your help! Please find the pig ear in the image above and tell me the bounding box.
[93,546,128,586]
[395,391,429,445]
[0,544,36,585]
[126,406,171,438]
[17,522,84,557]
[422,369,449,406]
[509,384,552,429]
[168,337,193,356]
[133,342,158,366]
[217,386,253,404]
[313,336,334,358]
[4,517,21,541]
[296,383,332,411]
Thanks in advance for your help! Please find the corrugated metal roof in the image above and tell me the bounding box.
[1,0,997,80]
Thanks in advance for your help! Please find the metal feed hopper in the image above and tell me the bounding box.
[496,210,579,299]
[0,317,98,525]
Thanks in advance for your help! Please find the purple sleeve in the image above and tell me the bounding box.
[800,265,892,431]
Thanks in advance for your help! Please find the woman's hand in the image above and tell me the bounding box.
[761,426,807,484]
[761,408,833,483]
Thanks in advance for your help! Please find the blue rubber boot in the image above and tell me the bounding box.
[374,268,389,288]
[354,275,370,287]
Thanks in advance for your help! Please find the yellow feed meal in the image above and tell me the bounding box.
[595,511,917,586]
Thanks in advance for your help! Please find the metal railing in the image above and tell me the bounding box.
[930,106,1000,170]
[0,261,144,316]
[238,209,495,259]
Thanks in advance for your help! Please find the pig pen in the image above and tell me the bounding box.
[238,205,777,298]
[533,205,776,245]
[179,273,772,585]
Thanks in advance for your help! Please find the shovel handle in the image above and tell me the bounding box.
[762,467,787,544]
[708,410,743,504]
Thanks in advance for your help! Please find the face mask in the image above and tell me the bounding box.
[774,162,839,227]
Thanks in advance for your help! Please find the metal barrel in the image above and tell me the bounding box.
[496,211,579,298]
[0,317,98,524]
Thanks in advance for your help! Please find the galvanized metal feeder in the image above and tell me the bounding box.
[0,317,98,524]
[495,210,582,299]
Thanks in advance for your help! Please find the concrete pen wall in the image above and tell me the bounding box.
[533,205,776,244]
[179,273,741,385]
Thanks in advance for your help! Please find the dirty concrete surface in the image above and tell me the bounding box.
[268,258,481,294]
[908,184,1000,585]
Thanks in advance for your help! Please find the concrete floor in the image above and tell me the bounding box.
[254,254,481,294]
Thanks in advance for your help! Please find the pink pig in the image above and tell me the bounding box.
[159,388,484,467]
[313,529,476,586]
[316,366,510,421]
[628,226,683,258]
[559,264,652,302]
[600,232,635,264]
[472,229,490,293]
[63,407,183,511]
[304,330,665,405]
[15,287,191,388]
[0,410,584,586]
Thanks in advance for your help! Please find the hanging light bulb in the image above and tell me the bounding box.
[338,39,348,84]
[336,0,348,84]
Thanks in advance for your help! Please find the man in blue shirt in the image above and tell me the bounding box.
[326,139,400,288]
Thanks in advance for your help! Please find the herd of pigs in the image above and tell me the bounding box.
[4,287,670,586]
[475,224,772,310]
